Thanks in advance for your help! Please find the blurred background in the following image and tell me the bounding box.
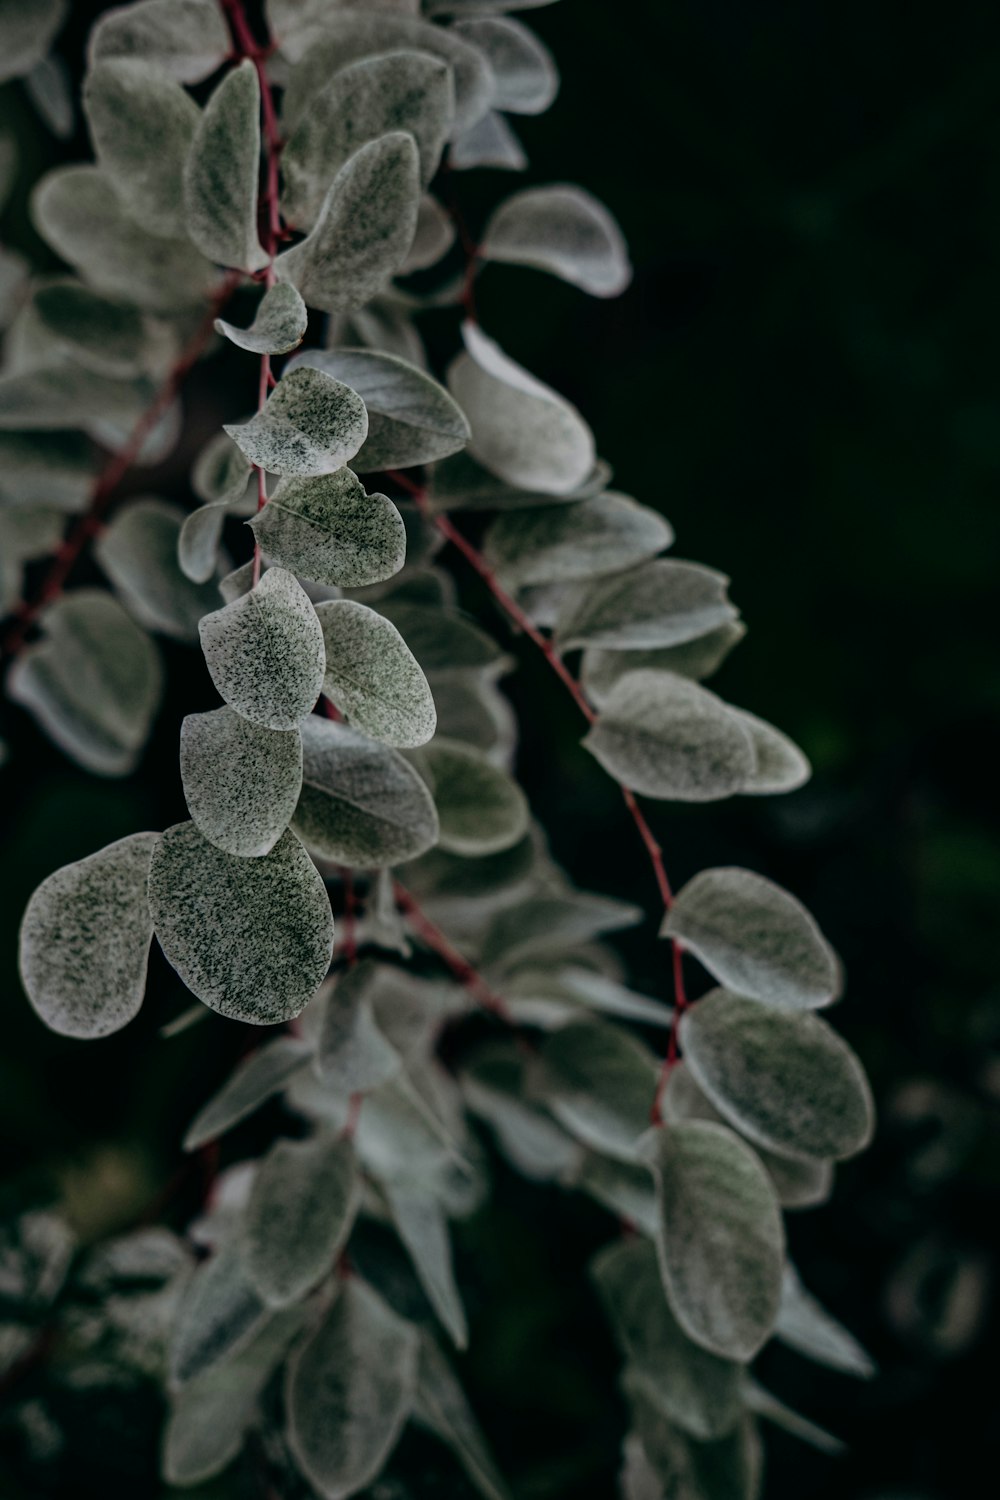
[1,1,998,1496]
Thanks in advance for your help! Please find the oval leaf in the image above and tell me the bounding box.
[538,1020,658,1162]
[316,961,402,1096]
[90,0,230,85]
[557,558,737,651]
[96,497,222,641]
[420,737,529,856]
[453,17,558,115]
[180,707,303,858]
[580,622,747,704]
[225,366,369,477]
[215,281,308,355]
[730,707,811,796]
[249,470,405,587]
[316,599,436,747]
[170,1236,269,1386]
[481,183,631,296]
[484,492,671,588]
[243,1133,360,1307]
[183,1036,314,1151]
[184,59,267,272]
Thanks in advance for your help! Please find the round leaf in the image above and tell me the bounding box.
[224,366,369,478]
[184,59,267,272]
[316,599,436,747]
[243,1134,360,1308]
[248,470,405,587]
[180,707,303,858]
[453,17,558,115]
[482,184,632,297]
[214,282,308,355]
[420,737,529,856]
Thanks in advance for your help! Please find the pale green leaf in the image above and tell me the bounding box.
[354,1070,462,1184]
[0,430,94,512]
[580,623,747,703]
[83,59,199,237]
[18,832,157,1038]
[680,989,874,1161]
[169,1236,269,1386]
[225,367,369,477]
[576,1153,658,1236]
[415,737,527,856]
[198,567,326,729]
[283,49,454,228]
[661,867,841,1010]
[453,17,557,114]
[89,0,230,84]
[584,670,757,801]
[276,134,421,314]
[25,54,74,140]
[484,492,671,588]
[32,280,147,377]
[183,1036,314,1151]
[462,1040,583,1181]
[480,889,642,973]
[214,282,308,356]
[293,716,439,867]
[384,1182,468,1347]
[178,499,242,585]
[557,558,738,651]
[249,471,405,587]
[180,708,303,858]
[376,599,504,673]
[775,1264,875,1378]
[450,109,527,171]
[448,322,595,495]
[643,1119,785,1361]
[412,1331,512,1500]
[292,347,470,471]
[7,590,162,776]
[429,449,609,511]
[427,670,515,757]
[286,1278,420,1499]
[316,961,403,1095]
[96,497,222,641]
[730,708,811,795]
[0,363,150,434]
[537,1020,658,1162]
[0,0,65,84]
[402,192,456,272]
[503,965,673,1029]
[243,1134,360,1307]
[148,822,335,1024]
[316,599,436,747]
[192,430,255,506]
[184,60,268,272]
[481,183,632,296]
[744,1378,843,1456]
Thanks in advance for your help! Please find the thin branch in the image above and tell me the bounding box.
[393,879,512,1022]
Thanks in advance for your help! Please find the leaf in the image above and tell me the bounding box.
[384,1182,467,1348]
[225,367,369,477]
[354,1070,462,1184]
[576,1154,658,1236]
[418,738,528,856]
[283,49,455,228]
[148,822,335,1024]
[249,471,405,587]
[627,1390,763,1500]
[403,192,457,272]
[481,183,632,296]
[462,1040,583,1182]
[503,965,673,1029]
[198,567,326,730]
[484,493,671,588]
[479,889,642,973]
[183,1036,314,1151]
[592,1238,743,1441]
[215,282,308,355]
[32,165,217,312]
[286,1278,420,1500]
[448,322,595,495]
[557,558,738,651]
[243,1134,360,1307]
[170,1236,269,1386]
[537,1020,658,1162]
[775,1264,875,1378]
[83,59,199,238]
[453,17,558,114]
[184,60,267,272]
[178,501,240,585]
[580,623,747,703]
[0,430,95,512]
[7,590,162,776]
[89,0,230,84]
[376,599,504,673]
[729,708,811,795]
[743,1379,843,1456]
[192,429,255,505]
[0,0,65,84]
[25,53,74,139]
[643,1119,785,1362]
[316,961,402,1096]
[293,716,439,867]
[32,280,147,377]
[584,670,757,801]
[292,347,470,471]
[412,1332,512,1500]
[276,134,421,315]
[450,109,527,172]
[180,708,303,858]
[18,832,157,1039]
[0,363,150,434]
[661,867,841,1010]
[679,989,874,1162]
[96,497,222,641]
[316,600,437,748]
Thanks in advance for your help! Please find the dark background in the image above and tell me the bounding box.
[1,1,999,1496]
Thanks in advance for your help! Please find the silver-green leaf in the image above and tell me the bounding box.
[184,60,268,272]
[453,17,558,115]
[96,497,222,641]
[180,708,303,858]
[420,737,529,856]
[316,961,402,1096]
[316,599,436,747]
[225,367,369,477]
[183,1036,314,1151]
[384,1182,468,1348]
[214,282,308,355]
[557,558,738,651]
[243,1134,360,1307]
[481,184,632,296]
[249,471,405,587]
[484,492,672,588]
[412,1332,512,1500]
[89,0,230,85]
[169,1236,269,1386]
[537,1020,658,1162]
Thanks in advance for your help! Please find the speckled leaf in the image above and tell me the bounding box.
[286,1278,420,1500]
[484,493,671,588]
[479,889,642,974]
[453,17,557,114]
[283,49,454,228]
[180,708,303,858]
[293,716,439,867]
[316,961,402,1095]
[243,1134,360,1307]
[680,989,873,1161]
[19,832,157,1039]
[644,1119,784,1362]
[89,0,230,84]
[225,367,369,477]
[83,59,199,237]
[481,184,632,296]
[198,567,326,729]
[730,708,811,795]
[775,1265,875,1378]
[192,430,255,506]
[448,322,594,494]
[592,1237,743,1441]
[32,165,217,312]
[0,0,65,84]
[413,1332,512,1500]
[384,1183,467,1348]
[557,558,738,651]
[537,1020,658,1162]
[584,670,757,801]
[661,867,841,1010]
[376,600,504,673]
[184,60,267,272]
[419,737,528,856]
[96,498,221,641]
[7,591,162,776]
[249,470,405,587]
[450,109,527,171]
[183,1036,314,1151]
[580,622,747,704]
[169,1236,269,1386]
[215,282,307,355]
[276,134,421,314]
[292,347,470,471]
[32,281,147,377]
[148,822,335,1024]
[316,599,436,747]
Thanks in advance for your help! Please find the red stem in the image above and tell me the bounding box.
[393,880,512,1022]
